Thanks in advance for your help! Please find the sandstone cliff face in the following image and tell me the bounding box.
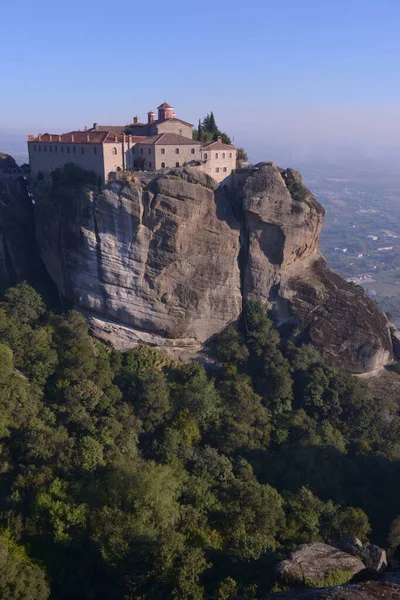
[34,169,242,357]
[240,163,393,373]
[0,154,51,294]
[27,161,393,371]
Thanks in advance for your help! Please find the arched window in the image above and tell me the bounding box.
[191,148,195,154]
[67,146,70,153]
[49,145,52,153]
[55,146,58,153]
[61,146,64,153]
[44,145,47,152]
[176,162,180,167]
[204,153,207,159]
[38,146,41,152]
[215,153,218,159]
[73,146,76,153]
[222,152,225,159]
[81,147,85,154]
[175,148,180,154]
[161,148,165,154]
[141,148,144,155]
[113,147,117,155]
[161,162,166,168]
[148,148,151,154]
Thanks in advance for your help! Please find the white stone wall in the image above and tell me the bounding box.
[153,120,193,138]
[130,142,201,170]
[102,144,125,180]
[200,148,237,183]
[154,144,201,169]
[28,141,124,182]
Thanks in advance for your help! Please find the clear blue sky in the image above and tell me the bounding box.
[1,0,400,159]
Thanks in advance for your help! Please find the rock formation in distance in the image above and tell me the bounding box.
[0,157,393,373]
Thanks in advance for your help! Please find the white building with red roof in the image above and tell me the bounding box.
[27,102,237,184]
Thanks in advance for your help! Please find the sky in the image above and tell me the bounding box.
[1,0,400,163]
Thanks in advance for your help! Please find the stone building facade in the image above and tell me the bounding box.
[27,101,237,185]
[200,138,237,184]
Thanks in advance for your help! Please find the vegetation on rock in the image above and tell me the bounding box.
[0,283,398,598]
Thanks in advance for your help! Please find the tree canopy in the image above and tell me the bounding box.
[0,282,398,598]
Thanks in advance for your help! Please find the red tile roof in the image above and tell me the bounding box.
[28,131,126,144]
[87,125,126,134]
[157,102,173,109]
[201,140,237,151]
[133,133,200,146]
[154,133,200,146]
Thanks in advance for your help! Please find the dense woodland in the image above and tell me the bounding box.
[1,283,400,599]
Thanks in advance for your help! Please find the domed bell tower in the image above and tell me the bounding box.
[157,102,174,122]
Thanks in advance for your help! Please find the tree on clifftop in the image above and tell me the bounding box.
[236,147,249,167]
[193,112,232,145]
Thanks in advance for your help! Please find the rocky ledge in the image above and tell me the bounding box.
[268,540,398,599]
[0,157,394,372]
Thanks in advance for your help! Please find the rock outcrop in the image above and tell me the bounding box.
[1,157,391,372]
[336,538,387,572]
[0,154,52,294]
[240,163,392,373]
[34,168,242,358]
[277,542,365,587]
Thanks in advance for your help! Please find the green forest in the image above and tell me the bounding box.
[1,282,400,599]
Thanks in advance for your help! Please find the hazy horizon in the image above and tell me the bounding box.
[2,0,400,169]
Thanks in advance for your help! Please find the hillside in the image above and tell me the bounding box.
[7,157,392,374]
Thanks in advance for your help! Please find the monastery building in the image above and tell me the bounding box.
[27,102,237,185]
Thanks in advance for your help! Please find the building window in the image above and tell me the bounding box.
[161,162,166,168]
[176,162,180,167]
[161,148,165,154]
[67,147,70,153]
[191,148,195,154]
[175,148,179,154]
[33,145,37,152]
[73,146,76,153]
[229,153,232,158]
[215,153,218,159]
[55,146,58,153]
[50,145,53,152]
[148,148,151,155]
[113,147,117,155]
[204,153,207,159]
[44,145,47,152]
[223,167,227,172]
[81,147,84,154]
[93,146,97,154]
[38,146,41,152]
[149,162,152,168]
[61,146,64,153]
[222,152,225,159]
[216,167,220,173]
[141,148,144,155]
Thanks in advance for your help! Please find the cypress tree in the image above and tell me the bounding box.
[197,119,202,141]
[209,111,218,135]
